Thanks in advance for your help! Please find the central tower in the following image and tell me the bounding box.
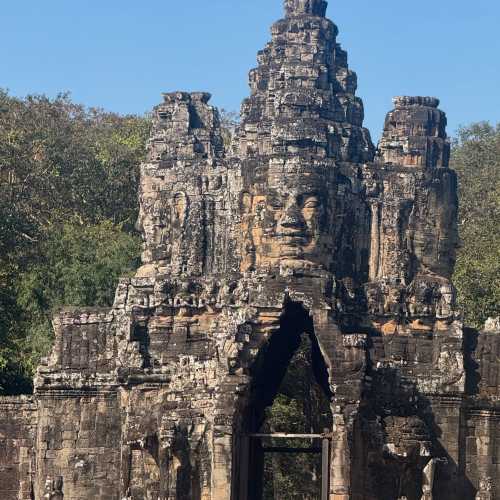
[236,0,374,277]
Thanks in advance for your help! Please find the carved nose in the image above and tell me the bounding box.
[280,206,306,230]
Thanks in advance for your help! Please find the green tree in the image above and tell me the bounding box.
[13,221,140,376]
[0,90,149,245]
[219,108,240,149]
[0,90,148,393]
[452,122,500,327]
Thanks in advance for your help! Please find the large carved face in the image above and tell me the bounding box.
[243,165,336,271]
[135,181,192,270]
[266,187,324,258]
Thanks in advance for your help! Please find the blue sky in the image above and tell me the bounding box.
[1,0,499,142]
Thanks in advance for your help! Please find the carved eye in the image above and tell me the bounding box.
[302,197,320,209]
[268,197,283,209]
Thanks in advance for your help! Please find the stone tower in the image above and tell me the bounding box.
[1,1,499,499]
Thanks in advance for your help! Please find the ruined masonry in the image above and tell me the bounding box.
[1,1,499,499]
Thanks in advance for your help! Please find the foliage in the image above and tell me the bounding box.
[0,90,149,246]
[219,108,240,149]
[0,90,148,393]
[14,221,140,375]
[262,335,332,500]
[451,122,500,328]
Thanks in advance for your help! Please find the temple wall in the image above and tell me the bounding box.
[0,396,37,500]
[32,309,121,499]
[428,397,466,499]
[464,328,500,498]
[465,410,500,499]
[36,308,116,379]
[34,392,121,500]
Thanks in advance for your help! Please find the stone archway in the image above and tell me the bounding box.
[233,302,334,500]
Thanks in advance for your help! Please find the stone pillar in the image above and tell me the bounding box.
[421,459,436,500]
[212,433,233,500]
[368,201,380,281]
[329,407,357,500]
[213,379,242,500]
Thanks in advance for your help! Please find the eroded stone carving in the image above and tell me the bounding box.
[44,477,64,500]
[0,1,498,500]
[285,0,328,17]
[476,476,493,500]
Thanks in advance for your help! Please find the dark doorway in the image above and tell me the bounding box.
[244,303,333,499]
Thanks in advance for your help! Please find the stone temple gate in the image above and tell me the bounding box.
[1,0,499,499]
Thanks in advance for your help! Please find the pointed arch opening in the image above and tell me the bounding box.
[237,302,334,500]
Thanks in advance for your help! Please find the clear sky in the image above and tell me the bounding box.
[1,0,499,142]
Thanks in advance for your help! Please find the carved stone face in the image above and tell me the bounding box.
[267,188,323,258]
[243,165,336,271]
[136,184,191,269]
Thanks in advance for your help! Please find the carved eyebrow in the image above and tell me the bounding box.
[298,192,321,204]
[267,193,283,206]
[269,200,284,209]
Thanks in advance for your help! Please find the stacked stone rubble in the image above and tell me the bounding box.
[0,1,498,499]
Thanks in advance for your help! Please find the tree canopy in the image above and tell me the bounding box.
[0,90,148,393]
[451,122,500,328]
